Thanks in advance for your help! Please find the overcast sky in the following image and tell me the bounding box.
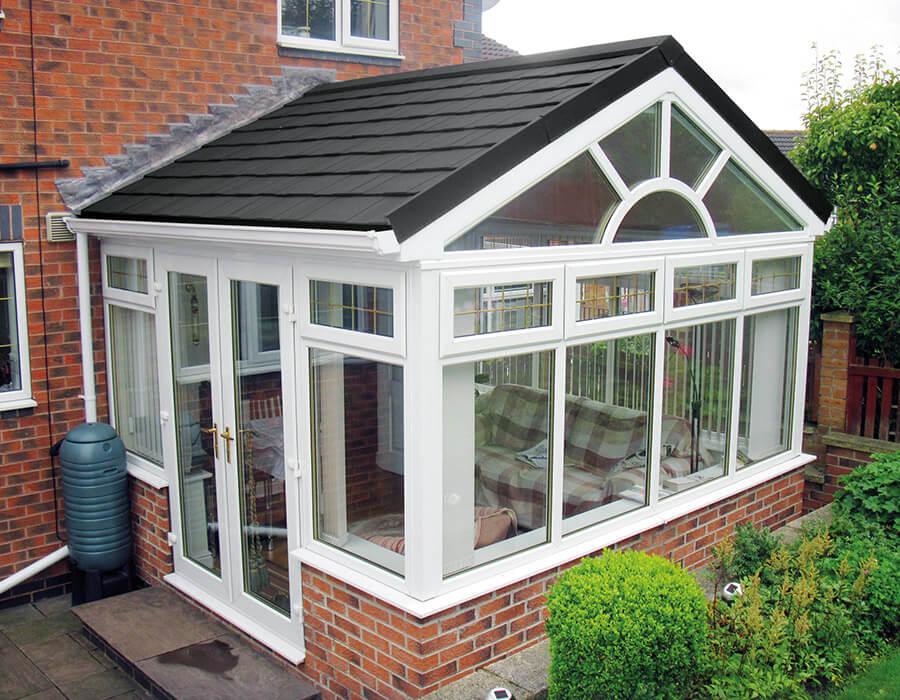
[482,0,900,130]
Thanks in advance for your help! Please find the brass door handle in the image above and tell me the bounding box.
[203,423,219,459]
[220,426,234,463]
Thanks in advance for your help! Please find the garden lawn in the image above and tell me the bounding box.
[829,646,900,699]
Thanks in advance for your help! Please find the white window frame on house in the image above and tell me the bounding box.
[0,242,34,411]
[665,249,745,323]
[277,0,400,58]
[101,243,167,488]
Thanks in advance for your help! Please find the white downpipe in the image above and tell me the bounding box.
[76,231,97,422]
[0,546,69,596]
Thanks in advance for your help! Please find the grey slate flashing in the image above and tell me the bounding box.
[56,66,336,214]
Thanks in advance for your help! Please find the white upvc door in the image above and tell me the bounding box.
[157,252,303,658]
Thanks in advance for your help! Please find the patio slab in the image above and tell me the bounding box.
[73,586,320,700]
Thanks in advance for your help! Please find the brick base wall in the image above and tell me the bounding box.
[130,478,173,586]
[296,467,806,700]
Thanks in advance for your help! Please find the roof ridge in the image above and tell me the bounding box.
[305,35,676,97]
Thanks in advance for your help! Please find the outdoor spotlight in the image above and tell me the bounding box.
[485,689,514,700]
[722,581,743,602]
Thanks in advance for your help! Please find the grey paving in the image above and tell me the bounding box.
[0,596,145,700]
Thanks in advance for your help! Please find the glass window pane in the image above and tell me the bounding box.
[109,306,162,464]
[738,308,798,468]
[311,350,404,574]
[614,191,706,243]
[670,105,720,188]
[751,257,801,295]
[599,103,661,188]
[673,263,737,307]
[444,350,553,576]
[660,320,734,497]
[281,0,335,40]
[563,335,653,531]
[351,0,388,40]
[107,255,148,294]
[704,160,803,235]
[576,272,654,321]
[310,280,394,337]
[453,281,552,337]
[445,153,620,251]
[0,253,21,393]
[257,284,279,353]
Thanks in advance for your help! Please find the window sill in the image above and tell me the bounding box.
[126,457,168,490]
[0,397,37,413]
[277,40,404,65]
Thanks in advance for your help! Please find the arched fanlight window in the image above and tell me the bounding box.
[614,191,706,243]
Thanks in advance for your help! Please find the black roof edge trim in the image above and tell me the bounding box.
[670,52,832,223]
[387,45,673,242]
[305,35,675,98]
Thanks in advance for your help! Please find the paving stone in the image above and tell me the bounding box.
[0,604,43,630]
[136,633,319,700]
[19,689,66,700]
[3,611,83,646]
[0,632,53,700]
[423,669,530,700]
[21,631,106,684]
[485,640,549,696]
[57,668,143,700]
[34,594,72,617]
[73,587,222,662]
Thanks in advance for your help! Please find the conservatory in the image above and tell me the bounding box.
[69,36,830,675]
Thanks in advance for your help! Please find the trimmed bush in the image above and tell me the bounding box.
[546,551,707,700]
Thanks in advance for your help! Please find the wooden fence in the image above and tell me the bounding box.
[844,335,900,443]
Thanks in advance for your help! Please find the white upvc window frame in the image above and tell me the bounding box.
[745,244,810,309]
[0,242,34,410]
[665,249,744,323]
[440,265,564,358]
[565,256,664,338]
[101,242,167,487]
[277,0,400,58]
[299,264,406,360]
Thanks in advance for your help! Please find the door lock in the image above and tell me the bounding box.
[220,426,235,463]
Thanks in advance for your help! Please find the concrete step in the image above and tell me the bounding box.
[72,586,320,700]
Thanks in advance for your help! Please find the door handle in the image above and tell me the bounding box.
[203,423,219,459]
[220,426,234,463]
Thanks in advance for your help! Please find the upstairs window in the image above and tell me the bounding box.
[279,0,398,55]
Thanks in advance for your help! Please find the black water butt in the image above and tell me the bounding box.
[58,422,134,604]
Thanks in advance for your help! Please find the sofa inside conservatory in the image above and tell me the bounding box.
[69,35,831,696]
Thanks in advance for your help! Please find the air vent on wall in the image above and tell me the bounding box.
[46,212,75,242]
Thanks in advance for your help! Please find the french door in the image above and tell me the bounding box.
[157,253,302,655]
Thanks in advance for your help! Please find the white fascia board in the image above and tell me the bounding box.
[398,67,823,263]
[67,217,401,256]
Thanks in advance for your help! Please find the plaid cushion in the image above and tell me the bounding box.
[564,396,648,473]
[482,384,550,451]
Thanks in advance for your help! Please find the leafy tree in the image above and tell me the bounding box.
[792,47,900,362]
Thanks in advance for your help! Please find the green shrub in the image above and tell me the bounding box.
[729,522,782,582]
[833,451,900,536]
[546,551,707,700]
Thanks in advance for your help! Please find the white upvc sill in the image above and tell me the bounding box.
[297,453,815,620]
[126,458,168,490]
[163,572,306,665]
[277,37,403,60]
[0,397,37,411]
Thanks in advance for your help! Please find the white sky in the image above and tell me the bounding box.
[482,0,900,130]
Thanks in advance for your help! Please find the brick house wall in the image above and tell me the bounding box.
[0,0,471,604]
